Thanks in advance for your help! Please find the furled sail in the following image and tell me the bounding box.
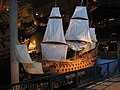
[66,42,87,51]
[41,7,68,62]
[65,6,92,51]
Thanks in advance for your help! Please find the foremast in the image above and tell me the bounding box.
[41,7,68,62]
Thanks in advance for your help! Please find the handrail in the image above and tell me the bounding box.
[0,59,119,90]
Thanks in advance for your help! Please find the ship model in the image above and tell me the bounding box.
[15,5,98,74]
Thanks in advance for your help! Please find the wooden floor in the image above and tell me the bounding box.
[85,74,120,90]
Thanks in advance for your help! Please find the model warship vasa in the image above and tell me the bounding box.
[15,5,98,75]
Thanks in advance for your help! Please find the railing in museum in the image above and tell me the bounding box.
[0,60,119,90]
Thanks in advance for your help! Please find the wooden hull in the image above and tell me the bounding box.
[41,45,98,74]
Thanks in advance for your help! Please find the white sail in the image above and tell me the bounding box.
[16,45,33,63]
[90,28,97,42]
[41,7,68,62]
[90,42,96,50]
[41,43,68,62]
[80,43,91,55]
[71,6,88,19]
[65,20,91,42]
[67,42,87,51]
[22,62,44,74]
[15,45,44,74]
[65,6,91,51]
[42,7,66,43]
[50,7,61,17]
[90,28,97,49]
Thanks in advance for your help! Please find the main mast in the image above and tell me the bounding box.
[65,6,92,51]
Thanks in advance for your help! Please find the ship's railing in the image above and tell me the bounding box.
[1,60,120,90]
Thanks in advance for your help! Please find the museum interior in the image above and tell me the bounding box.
[0,0,120,89]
